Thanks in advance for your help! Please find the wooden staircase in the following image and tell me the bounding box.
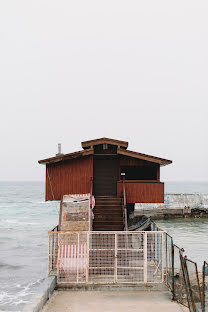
[93,196,124,231]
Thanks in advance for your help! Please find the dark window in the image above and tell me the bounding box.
[120,166,157,180]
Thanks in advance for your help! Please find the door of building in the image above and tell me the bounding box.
[93,156,118,197]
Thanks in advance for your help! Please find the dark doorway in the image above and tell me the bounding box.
[93,156,118,196]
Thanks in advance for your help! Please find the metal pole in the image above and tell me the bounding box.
[144,232,147,284]
[161,232,164,282]
[86,232,89,284]
[115,233,117,283]
[172,242,175,300]
[77,233,79,283]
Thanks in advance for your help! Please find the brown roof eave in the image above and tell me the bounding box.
[117,147,172,166]
[38,148,93,165]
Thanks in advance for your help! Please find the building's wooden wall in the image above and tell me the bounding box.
[46,156,93,201]
[117,181,164,203]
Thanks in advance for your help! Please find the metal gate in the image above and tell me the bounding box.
[50,231,164,285]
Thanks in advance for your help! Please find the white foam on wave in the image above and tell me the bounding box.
[0,279,46,310]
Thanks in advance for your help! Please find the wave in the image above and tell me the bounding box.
[0,263,23,270]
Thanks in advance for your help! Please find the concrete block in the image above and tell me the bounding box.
[23,276,56,312]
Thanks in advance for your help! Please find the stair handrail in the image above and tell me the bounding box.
[89,177,93,231]
[122,180,128,231]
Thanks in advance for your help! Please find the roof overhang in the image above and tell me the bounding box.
[38,137,172,166]
[81,137,128,149]
[38,148,93,165]
[117,147,172,166]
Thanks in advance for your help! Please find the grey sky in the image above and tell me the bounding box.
[0,0,208,181]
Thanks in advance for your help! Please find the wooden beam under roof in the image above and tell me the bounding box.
[81,137,128,149]
[117,147,172,166]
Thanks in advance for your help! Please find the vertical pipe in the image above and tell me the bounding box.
[144,232,147,284]
[86,232,89,284]
[161,232,164,282]
[77,233,79,283]
[165,234,168,284]
[172,242,175,300]
[202,262,205,312]
[115,233,118,283]
[48,233,50,274]
[184,258,196,312]
[57,233,60,282]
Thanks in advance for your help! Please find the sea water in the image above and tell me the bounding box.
[0,182,58,311]
[0,181,208,311]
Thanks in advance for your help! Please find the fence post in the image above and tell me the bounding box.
[161,232,164,282]
[115,233,118,283]
[172,242,175,300]
[180,254,196,312]
[86,232,89,284]
[202,261,205,312]
[77,232,79,283]
[144,232,147,284]
[165,233,168,284]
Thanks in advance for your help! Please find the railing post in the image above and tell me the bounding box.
[202,261,205,312]
[115,233,117,283]
[165,233,168,284]
[172,242,175,300]
[144,232,147,284]
[77,233,79,283]
[161,232,164,282]
[86,232,89,284]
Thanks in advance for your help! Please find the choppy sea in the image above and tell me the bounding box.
[0,181,208,311]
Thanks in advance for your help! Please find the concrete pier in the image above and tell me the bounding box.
[42,289,188,312]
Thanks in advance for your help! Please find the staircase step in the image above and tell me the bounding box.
[93,222,123,226]
[95,197,122,203]
[93,225,124,231]
[93,197,124,232]
[94,216,123,221]
[94,205,122,209]
[93,211,123,217]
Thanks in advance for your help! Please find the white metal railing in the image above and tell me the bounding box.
[49,230,165,285]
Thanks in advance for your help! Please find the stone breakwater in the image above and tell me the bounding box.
[134,194,208,219]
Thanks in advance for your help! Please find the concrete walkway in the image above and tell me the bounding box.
[43,290,188,312]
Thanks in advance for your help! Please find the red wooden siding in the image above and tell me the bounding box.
[46,155,93,201]
[117,182,164,203]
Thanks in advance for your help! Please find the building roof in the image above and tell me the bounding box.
[81,137,128,149]
[38,138,172,166]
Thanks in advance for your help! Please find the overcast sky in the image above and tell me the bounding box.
[0,0,208,181]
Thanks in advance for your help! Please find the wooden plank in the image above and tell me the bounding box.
[117,182,164,203]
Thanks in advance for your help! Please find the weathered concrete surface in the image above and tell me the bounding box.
[135,194,208,210]
[133,194,208,219]
[42,289,187,312]
[23,276,56,312]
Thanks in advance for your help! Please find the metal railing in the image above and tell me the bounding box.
[122,181,128,231]
[90,177,93,231]
[152,222,206,312]
[48,222,207,312]
[48,225,58,276]
[48,230,165,285]
[202,261,208,312]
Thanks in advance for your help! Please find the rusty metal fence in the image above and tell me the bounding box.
[202,261,208,312]
[48,230,165,285]
[166,243,204,312]
[48,226,58,276]
[48,225,207,312]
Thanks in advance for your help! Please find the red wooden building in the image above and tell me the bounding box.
[39,138,172,230]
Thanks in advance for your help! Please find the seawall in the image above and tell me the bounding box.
[23,276,56,312]
[134,193,208,219]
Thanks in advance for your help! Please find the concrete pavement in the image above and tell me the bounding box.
[42,289,188,312]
